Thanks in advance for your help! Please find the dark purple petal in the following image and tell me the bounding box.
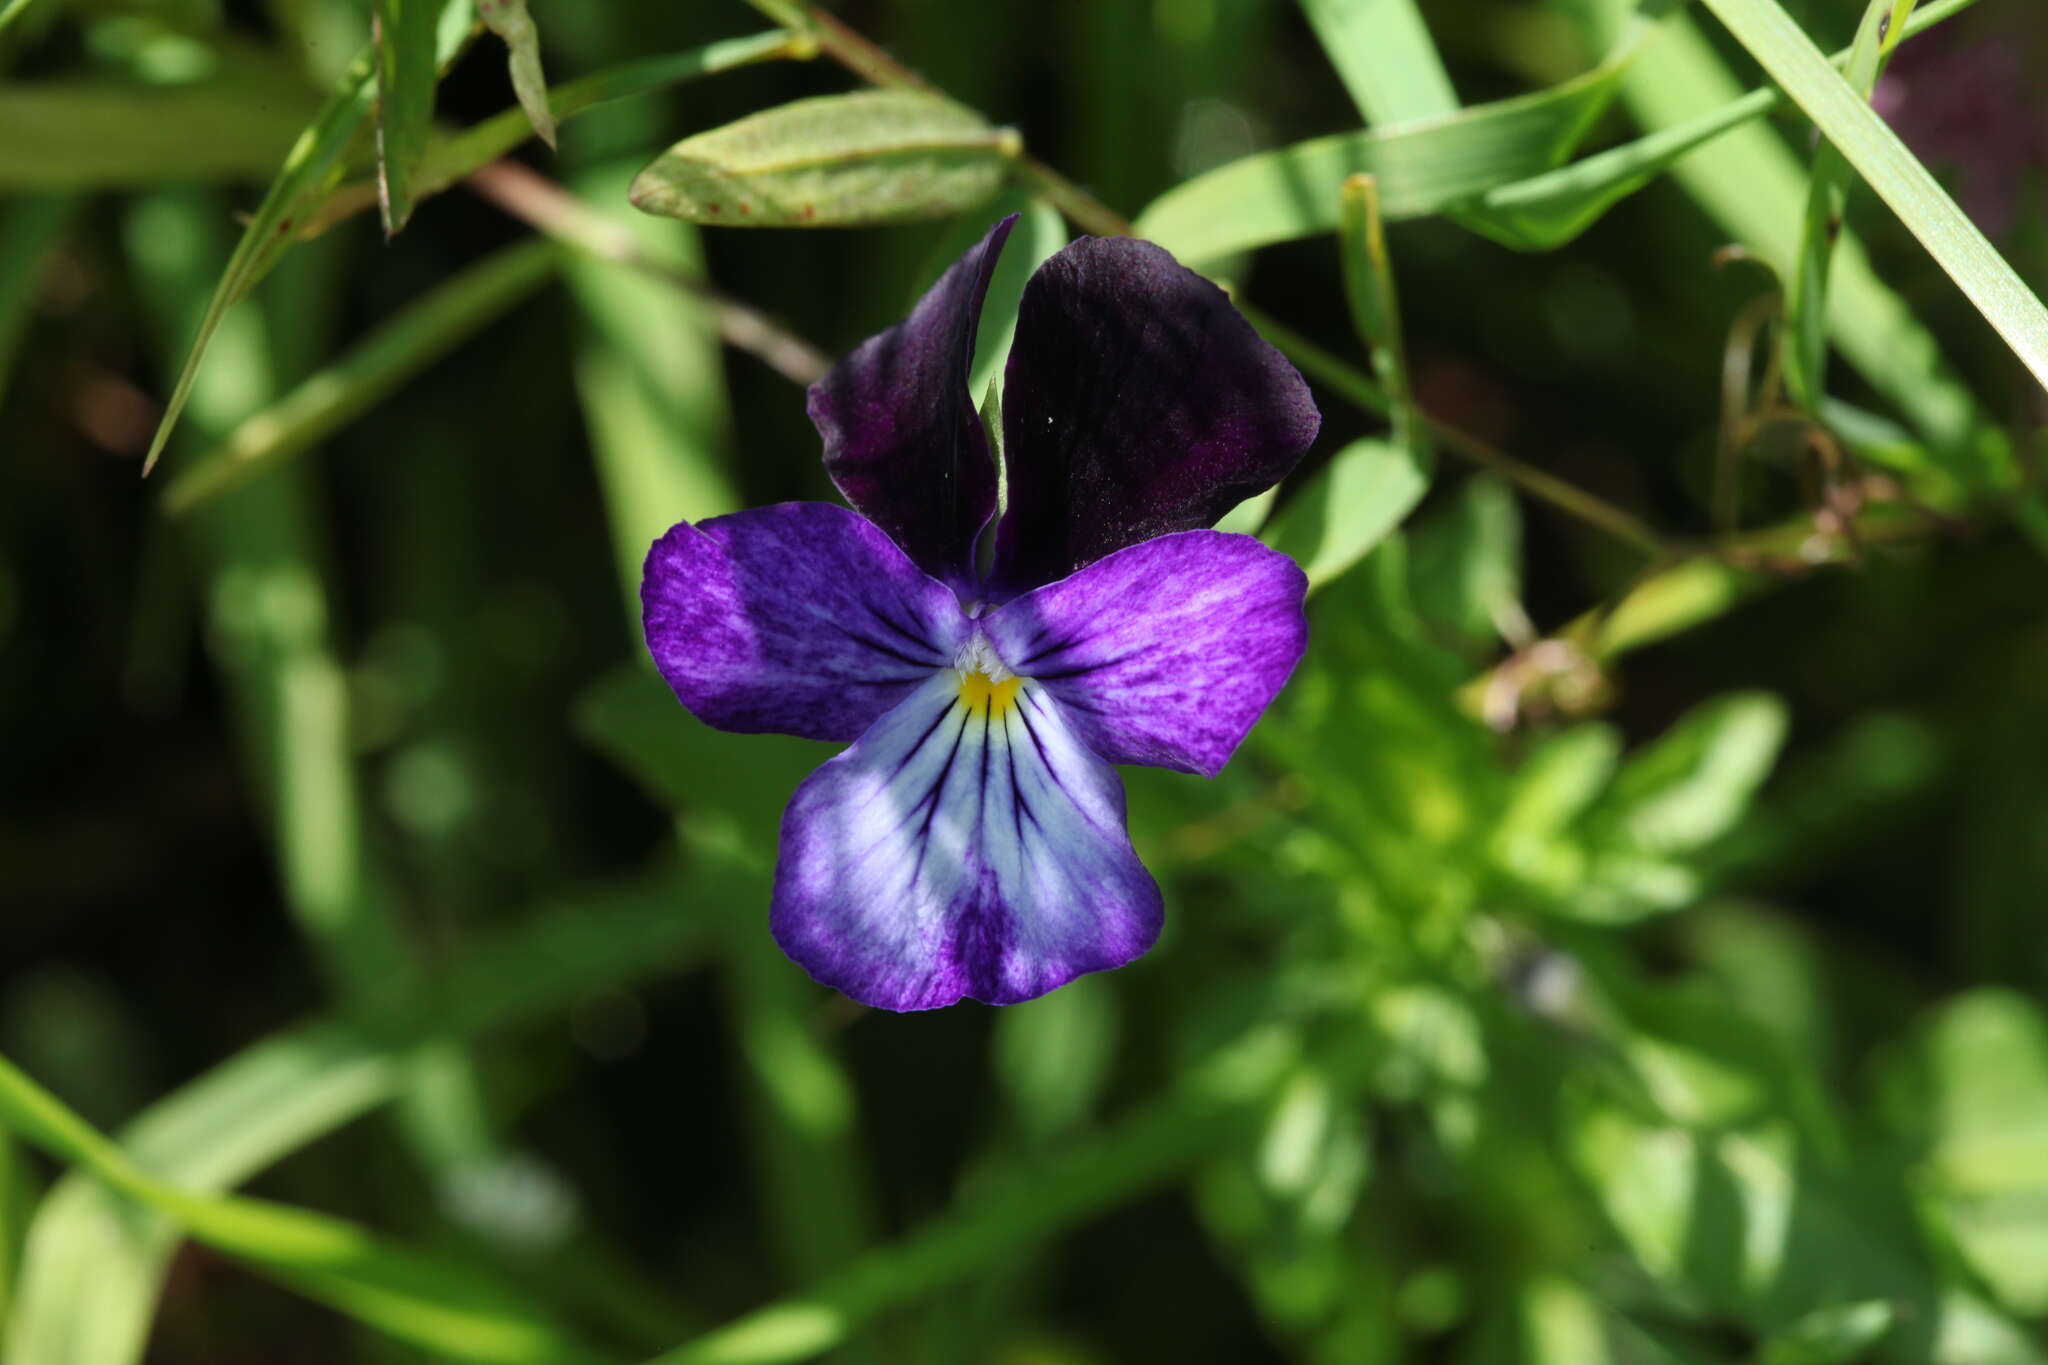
[772,672,1163,1010]
[807,215,1018,594]
[641,502,968,742]
[990,235,1319,595]
[982,530,1307,776]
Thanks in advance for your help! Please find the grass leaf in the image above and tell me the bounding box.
[1697,0,2048,399]
[163,238,561,513]
[477,0,557,148]
[372,0,446,234]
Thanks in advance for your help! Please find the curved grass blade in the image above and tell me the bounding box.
[1135,0,1675,264]
[629,90,1018,227]
[0,1052,617,1365]
[4,867,714,1365]
[163,237,561,513]
[1697,0,2048,398]
[138,43,378,475]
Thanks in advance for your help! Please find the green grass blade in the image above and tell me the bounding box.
[1467,0,1974,250]
[162,238,562,512]
[1298,0,1459,124]
[372,0,445,234]
[4,865,712,1365]
[138,43,378,475]
[1697,0,2048,400]
[308,30,804,234]
[0,81,323,189]
[0,1052,615,1365]
[1781,0,1911,410]
[641,1040,1290,1365]
[565,161,741,616]
[1605,4,1985,465]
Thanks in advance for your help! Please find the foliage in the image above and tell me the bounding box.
[3,0,2048,1361]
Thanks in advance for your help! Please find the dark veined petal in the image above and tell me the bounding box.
[771,671,1163,1010]
[983,530,1307,777]
[641,502,968,742]
[990,236,1319,596]
[807,214,1018,594]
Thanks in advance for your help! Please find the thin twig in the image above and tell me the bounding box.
[466,160,833,387]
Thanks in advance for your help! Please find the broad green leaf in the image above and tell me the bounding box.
[1604,692,1788,856]
[139,42,378,474]
[163,238,562,512]
[0,81,321,188]
[1759,1300,1897,1365]
[629,90,1018,227]
[1135,0,1674,264]
[1298,0,1458,125]
[1886,991,2048,1315]
[478,0,556,148]
[1264,439,1429,592]
[1408,474,1521,646]
[0,1052,613,1365]
[1697,0,2048,400]
[373,0,445,234]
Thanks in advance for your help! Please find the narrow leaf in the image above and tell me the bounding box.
[1782,0,1911,410]
[373,0,444,234]
[1298,0,1459,125]
[478,0,557,148]
[0,82,321,189]
[1136,1,1673,264]
[140,42,379,475]
[629,90,1017,227]
[163,238,561,513]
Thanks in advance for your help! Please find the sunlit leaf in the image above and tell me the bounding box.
[629,90,1017,227]
[1264,438,1429,592]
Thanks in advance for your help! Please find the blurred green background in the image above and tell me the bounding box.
[4,0,2048,1361]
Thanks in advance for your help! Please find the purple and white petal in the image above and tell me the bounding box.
[642,502,968,742]
[772,671,1163,1010]
[990,235,1319,595]
[982,530,1307,777]
[807,215,1017,594]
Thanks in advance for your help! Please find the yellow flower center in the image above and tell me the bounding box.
[958,669,1025,718]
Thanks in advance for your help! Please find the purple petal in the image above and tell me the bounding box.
[982,530,1308,777]
[772,672,1163,1010]
[807,215,1018,594]
[990,236,1319,595]
[641,502,968,742]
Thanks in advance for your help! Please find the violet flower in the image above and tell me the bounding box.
[640,217,1319,1010]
